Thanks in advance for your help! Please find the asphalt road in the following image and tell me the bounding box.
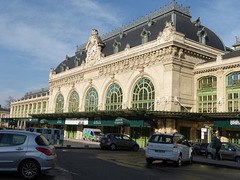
[1,149,240,180]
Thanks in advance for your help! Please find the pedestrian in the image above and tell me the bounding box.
[212,135,222,160]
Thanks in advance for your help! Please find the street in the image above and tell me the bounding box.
[1,148,239,180]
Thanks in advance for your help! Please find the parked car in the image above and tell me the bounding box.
[206,142,240,163]
[145,133,192,167]
[199,143,209,155]
[0,130,57,179]
[100,133,139,151]
[189,142,201,155]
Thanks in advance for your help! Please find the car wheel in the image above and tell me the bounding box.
[207,153,213,159]
[19,160,40,179]
[146,158,153,164]
[110,144,116,151]
[235,157,240,163]
[175,155,182,167]
[132,145,139,152]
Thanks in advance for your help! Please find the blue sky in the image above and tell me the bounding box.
[0,0,240,107]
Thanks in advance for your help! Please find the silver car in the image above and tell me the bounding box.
[0,130,57,179]
[206,142,240,163]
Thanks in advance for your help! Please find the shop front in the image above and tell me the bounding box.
[214,119,240,143]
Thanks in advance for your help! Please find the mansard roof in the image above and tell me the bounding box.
[223,50,240,59]
[55,2,226,74]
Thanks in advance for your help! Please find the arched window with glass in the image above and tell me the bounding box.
[85,88,98,111]
[197,76,217,113]
[105,83,123,110]
[131,78,155,110]
[55,94,64,113]
[226,72,240,112]
[42,102,47,113]
[68,91,79,112]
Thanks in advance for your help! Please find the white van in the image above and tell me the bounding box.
[145,133,192,167]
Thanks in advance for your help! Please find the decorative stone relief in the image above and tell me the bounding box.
[157,21,176,44]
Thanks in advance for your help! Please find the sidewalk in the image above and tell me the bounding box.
[56,138,101,149]
[192,155,240,169]
[55,138,240,169]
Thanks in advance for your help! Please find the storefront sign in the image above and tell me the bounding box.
[48,119,65,125]
[65,118,88,125]
[230,120,240,125]
[214,120,240,127]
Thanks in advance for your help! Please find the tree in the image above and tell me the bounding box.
[5,96,15,109]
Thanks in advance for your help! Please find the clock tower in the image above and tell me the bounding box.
[85,29,104,66]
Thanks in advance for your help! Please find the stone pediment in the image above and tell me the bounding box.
[85,29,104,66]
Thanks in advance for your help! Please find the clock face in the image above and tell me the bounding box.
[91,45,96,56]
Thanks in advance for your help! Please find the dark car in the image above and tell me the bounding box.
[199,143,209,155]
[189,142,201,155]
[100,133,139,151]
[206,142,240,163]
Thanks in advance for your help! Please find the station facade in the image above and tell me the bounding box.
[9,2,240,145]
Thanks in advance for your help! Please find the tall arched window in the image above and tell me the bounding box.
[197,76,217,113]
[227,72,240,112]
[68,91,79,112]
[131,78,155,110]
[105,83,123,110]
[55,94,64,113]
[85,88,98,111]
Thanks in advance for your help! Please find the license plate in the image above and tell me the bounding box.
[155,150,165,153]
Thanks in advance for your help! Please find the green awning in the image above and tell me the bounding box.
[114,117,130,126]
[88,119,114,126]
[214,120,240,127]
[1,118,9,123]
[26,118,38,122]
[48,119,65,125]
[130,120,151,127]
[39,119,48,124]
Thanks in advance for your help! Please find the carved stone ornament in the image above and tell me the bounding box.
[85,29,103,67]
[157,21,176,44]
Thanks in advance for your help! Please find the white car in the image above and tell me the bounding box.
[145,133,192,167]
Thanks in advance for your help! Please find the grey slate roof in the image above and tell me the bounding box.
[223,50,240,59]
[55,4,226,74]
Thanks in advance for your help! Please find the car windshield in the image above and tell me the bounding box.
[94,132,101,136]
[233,143,240,149]
[149,134,173,144]
[102,134,109,139]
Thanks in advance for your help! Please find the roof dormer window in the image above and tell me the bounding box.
[113,40,121,54]
[141,28,151,44]
[197,27,207,45]
[147,17,156,27]
[61,63,66,72]
[74,57,80,67]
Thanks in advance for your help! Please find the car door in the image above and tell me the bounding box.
[121,135,133,149]
[220,143,235,160]
[177,136,190,160]
[113,134,124,149]
[0,133,28,169]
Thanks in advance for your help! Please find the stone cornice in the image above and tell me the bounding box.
[194,63,240,74]
[11,96,49,106]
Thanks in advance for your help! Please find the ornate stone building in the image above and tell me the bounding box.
[10,2,240,144]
